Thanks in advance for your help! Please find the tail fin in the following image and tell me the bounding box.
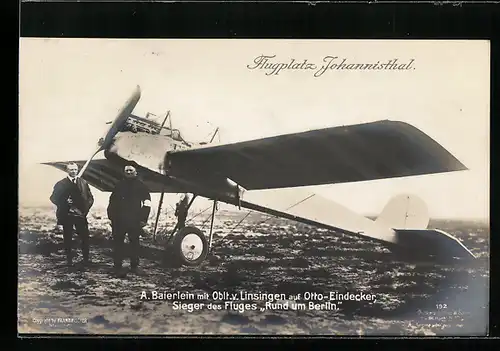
[375,194,430,230]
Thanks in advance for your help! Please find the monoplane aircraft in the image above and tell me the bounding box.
[43,85,476,266]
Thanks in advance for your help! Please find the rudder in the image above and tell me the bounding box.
[375,194,430,230]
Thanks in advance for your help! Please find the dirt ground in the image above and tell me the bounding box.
[18,206,489,336]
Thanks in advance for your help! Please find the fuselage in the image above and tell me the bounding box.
[106,130,240,200]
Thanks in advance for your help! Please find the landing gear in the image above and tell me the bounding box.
[153,193,218,267]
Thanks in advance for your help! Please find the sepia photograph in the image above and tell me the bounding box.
[18,38,489,335]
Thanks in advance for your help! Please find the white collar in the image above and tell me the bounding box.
[68,176,77,182]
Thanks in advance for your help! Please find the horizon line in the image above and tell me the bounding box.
[17,204,489,223]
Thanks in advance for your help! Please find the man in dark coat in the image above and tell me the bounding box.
[107,163,151,277]
[50,162,94,266]
[171,194,190,235]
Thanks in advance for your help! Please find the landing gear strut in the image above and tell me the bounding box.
[153,193,218,267]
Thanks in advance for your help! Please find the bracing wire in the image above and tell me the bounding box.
[200,213,214,229]
[253,193,316,227]
[178,193,317,250]
[215,193,317,246]
[185,205,213,224]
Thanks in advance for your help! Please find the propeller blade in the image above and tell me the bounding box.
[77,85,142,178]
[99,85,142,150]
[77,148,102,178]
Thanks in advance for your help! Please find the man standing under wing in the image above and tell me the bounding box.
[50,162,94,267]
[172,193,190,235]
[107,163,151,277]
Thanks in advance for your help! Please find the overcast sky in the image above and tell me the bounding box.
[19,39,490,220]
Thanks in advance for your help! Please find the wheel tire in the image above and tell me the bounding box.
[170,226,209,267]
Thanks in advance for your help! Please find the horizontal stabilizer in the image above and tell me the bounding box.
[394,229,476,262]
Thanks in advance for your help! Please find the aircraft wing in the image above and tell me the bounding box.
[167,120,468,190]
[42,158,185,193]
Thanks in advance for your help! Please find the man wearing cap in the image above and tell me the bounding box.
[172,193,190,234]
[107,163,151,277]
[50,162,94,267]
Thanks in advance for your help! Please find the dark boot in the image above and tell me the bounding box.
[82,244,90,265]
[66,251,74,266]
[114,265,127,278]
[82,253,91,266]
[130,266,146,276]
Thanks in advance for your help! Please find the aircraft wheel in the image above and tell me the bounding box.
[171,226,209,267]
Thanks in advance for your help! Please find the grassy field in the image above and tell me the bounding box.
[18,206,489,335]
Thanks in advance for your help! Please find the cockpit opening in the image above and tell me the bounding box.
[119,110,218,148]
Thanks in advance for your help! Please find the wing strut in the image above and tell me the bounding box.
[153,189,166,242]
[208,200,218,250]
[209,127,219,143]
